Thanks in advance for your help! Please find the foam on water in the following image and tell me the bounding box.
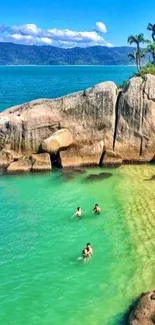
[0,165,155,325]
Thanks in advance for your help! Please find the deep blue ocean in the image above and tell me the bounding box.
[0,66,136,112]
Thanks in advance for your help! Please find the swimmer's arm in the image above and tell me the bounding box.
[71,213,77,218]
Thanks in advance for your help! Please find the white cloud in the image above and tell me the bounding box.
[11,34,33,40]
[0,22,112,48]
[37,37,52,45]
[47,28,105,44]
[94,22,107,33]
[12,24,41,35]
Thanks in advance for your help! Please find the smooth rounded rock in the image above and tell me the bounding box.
[41,129,73,153]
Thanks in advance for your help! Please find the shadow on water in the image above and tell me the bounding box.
[108,296,139,325]
[108,314,127,325]
[108,308,131,325]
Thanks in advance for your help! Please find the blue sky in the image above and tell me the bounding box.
[0,0,155,47]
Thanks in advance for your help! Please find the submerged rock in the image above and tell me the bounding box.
[62,167,86,180]
[145,175,155,181]
[128,290,155,325]
[86,172,112,181]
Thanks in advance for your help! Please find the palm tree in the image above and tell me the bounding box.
[145,42,155,64]
[127,33,149,70]
[128,49,145,70]
[147,23,155,41]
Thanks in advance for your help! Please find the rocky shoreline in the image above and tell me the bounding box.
[128,290,155,325]
[0,74,155,173]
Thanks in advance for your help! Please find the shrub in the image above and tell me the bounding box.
[118,80,128,89]
[136,63,155,77]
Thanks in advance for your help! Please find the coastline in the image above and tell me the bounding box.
[0,64,136,67]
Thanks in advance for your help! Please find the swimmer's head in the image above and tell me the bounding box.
[95,204,98,207]
[87,243,91,247]
[77,207,80,211]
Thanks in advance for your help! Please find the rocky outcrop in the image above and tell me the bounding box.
[128,290,155,325]
[0,75,155,171]
[41,129,73,153]
[114,74,155,161]
[0,81,117,168]
[31,153,52,171]
[7,156,32,173]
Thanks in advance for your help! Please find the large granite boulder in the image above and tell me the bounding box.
[114,74,155,161]
[128,290,155,325]
[31,153,52,171]
[0,81,117,167]
[60,141,104,167]
[41,129,73,153]
[7,156,32,173]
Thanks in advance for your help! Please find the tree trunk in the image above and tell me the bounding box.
[136,57,139,71]
[153,49,155,64]
[137,43,141,70]
[152,32,155,42]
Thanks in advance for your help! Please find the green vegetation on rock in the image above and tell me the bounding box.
[136,62,155,76]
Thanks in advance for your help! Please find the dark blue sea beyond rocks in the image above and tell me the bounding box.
[0,65,136,112]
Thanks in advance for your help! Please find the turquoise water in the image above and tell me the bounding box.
[1,165,155,325]
[0,66,136,111]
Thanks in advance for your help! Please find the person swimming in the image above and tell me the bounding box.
[86,243,93,256]
[71,207,82,218]
[82,248,89,259]
[92,203,101,214]
[82,243,93,258]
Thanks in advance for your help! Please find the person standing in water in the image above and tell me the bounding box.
[92,203,101,214]
[71,207,82,218]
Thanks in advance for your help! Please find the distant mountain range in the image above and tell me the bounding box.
[0,42,136,65]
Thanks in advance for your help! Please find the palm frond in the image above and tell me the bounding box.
[147,23,153,31]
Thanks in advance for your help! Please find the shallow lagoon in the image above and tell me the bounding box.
[0,165,155,325]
